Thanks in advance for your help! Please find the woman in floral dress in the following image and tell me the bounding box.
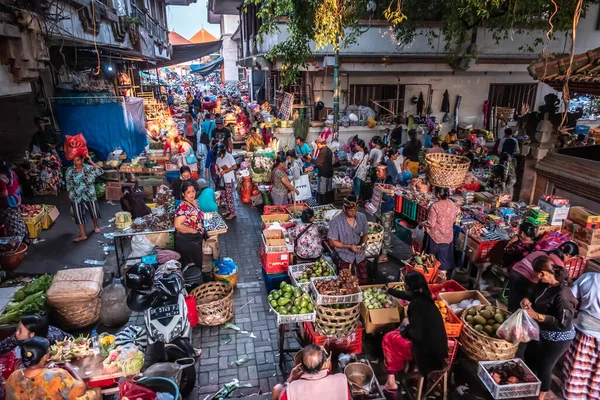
[65,155,103,242]
[289,209,327,261]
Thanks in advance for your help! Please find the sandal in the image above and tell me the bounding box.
[94,228,101,234]
[73,236,88,243]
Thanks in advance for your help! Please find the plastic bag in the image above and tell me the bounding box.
[100,277,132,327]
[497,308,540,343]
[64,134,88,160]
[128,235,156,264]
[412,227,425,248]
[119,380,157,400]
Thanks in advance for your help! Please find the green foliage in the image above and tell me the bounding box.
[293,118,310,141]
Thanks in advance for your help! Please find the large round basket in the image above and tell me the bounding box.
[425,153,471,189]
[315,303,360,337]
[365,222,384,258]
[458,306,518,362]
[190,282,234,326]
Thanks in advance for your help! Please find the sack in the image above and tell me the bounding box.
[496,308,540,343]
[64,134,89,160]
[186,153,198,165]
[294,174,311,201]
[100,277,131,327]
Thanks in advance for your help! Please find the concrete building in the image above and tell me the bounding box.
[207,1,240,84]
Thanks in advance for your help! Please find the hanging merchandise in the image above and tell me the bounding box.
[454,95,462,130]
[426,89,433,115]
[483,100,490,129]
[416,92,425,116]
[441,90,450,113]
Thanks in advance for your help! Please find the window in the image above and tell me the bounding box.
[349,84,405,116]
[487,83,538,129]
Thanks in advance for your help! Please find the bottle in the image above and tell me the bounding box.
[91,330,100,356]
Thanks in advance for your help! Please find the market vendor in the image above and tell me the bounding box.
[498,128,519,156]
[120,185,151,219]
[328,195,369,284]
[374,164,396,263]
[508,241,579,312]
[210,118,233,154]
[385,149,400,183]
[289,209,327,261]
[351,139,368,200]
[295,136,312,164]
[271,154,299,206]
[271,344,349,400]
[426,137,443,154]
[421,187,459,277]
[246,127,265,152]
[444,129,458,144]
[0,161,27,239]
[402,129,422,178]
[382,271,448,393]
[461,140,476,170]
[65,155,104,242]
[562,271,600,400]
[312,138,334,205]
[171,166,201,201]
[215,144,237,219]
[174,181,205,281]
[521,256,576,400]
[503,221,537,268]
[29,117,61,154]
[0,315,71,357]
[5,337,87,400]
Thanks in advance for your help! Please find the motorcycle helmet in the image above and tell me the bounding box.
[155,272,184,297]
[124,263,155,291]
[126,289,158,312]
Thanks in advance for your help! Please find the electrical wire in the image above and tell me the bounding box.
[559,0,584,130]
[91,0,100,75]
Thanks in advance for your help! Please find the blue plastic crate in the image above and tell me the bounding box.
[261,267,291,292]
[575,125,590,136]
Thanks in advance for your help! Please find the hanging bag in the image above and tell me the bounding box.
[347,153,367,180]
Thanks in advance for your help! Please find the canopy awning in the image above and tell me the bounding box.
[154,41,222,68]
[190,57,224,76]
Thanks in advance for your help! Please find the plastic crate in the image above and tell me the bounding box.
[477,359,541,399]
[403,261,440,284]
[302,322,363,355]
[288,262,336,293]
[263,205,288,215]
[428,280,467,299]
[395,218,417,244]
[446,338,458,367]
[394,194,403,213]
[416,203,429,223]
[457,233,501,263]
[402,198,418,221]
[310,277,363,305]
[269,305,316,325]
[442,305,463,338]
[261,268,291,292]
[106,182,134,201]
[24,219,42,239]
[575,125,591,136]
[565,257,587,279]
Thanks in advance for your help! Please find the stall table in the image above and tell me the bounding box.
[71,354,135,395]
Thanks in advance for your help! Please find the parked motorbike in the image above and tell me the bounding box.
[124,263,196,397]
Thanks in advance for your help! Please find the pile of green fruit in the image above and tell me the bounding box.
[363,287,395,309]
[268,282,314,315]
[464,306,506,338]
[296,260,334,283]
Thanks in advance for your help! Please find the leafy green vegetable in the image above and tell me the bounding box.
[0,292,47,325]
[12,274,53,302]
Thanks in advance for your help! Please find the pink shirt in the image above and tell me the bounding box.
[512,251,564,283]
[282,371,349,400]
[426,199,458,244]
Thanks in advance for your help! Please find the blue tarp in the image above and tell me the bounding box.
[190,64,205,71]
[190,57,223,76]
[54,98,147,161]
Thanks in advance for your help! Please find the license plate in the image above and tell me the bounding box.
[150,304,180,320]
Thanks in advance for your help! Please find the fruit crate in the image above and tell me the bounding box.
[402,198,418,221]
[302,321,363,355]
[446,338,459,366]
[416,203,429,223]
[395,218,417,244]
[288,262,336,293]
[564,257,587,279]
[269,305,315,325]
[429,280,467,299]
[286,203,309,218]
[403,260,440,284]
[443,306,464,338]
[261,268,291,292]
[456,232,503,263]
[477,359,541,399]
[309,277,363,305]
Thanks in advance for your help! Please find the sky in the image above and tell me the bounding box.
[166,0,220,40]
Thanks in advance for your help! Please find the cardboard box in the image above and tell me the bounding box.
[537,200,570,226]
[573,239,600,259]
[260,244,289,274]
[438,290,491,316]
[569,206,600,229]
[41,205,60,230]
[261,214,291,228]
[562,218,575,236]
[359,284,401,334]
[572,224,600,246]
[263,229,284,240]
[534,224,562,238]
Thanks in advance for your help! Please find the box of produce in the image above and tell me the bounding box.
[360,285,400,334]
[41,205,60,230]
[477,359,540,399]
[19,204,44,224]
[312,205,337,222]
[267,281,315,325]
[537,200,570,226]
[286,203,309,218]
[435,300,463,338]
[263,205,288,215]
[569,206,600,229]
[428,280,466,299]
[438,290,490,316]
[288,260,336,292]
[402,253,440,284]
[260,244,289,274]
[310,270,362,305]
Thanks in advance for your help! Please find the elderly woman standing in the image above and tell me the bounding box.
[0,161,27,239]
[65,155,103,242]
[422,187,458,276]
[290,209,327,261]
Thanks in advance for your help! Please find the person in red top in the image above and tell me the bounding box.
[174,181,205,282]
[0,161,27,239]
[421,187,458,276]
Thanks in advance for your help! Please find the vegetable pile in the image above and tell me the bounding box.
[0,274,53,325]
[268,282,314,315]
[486,360,538,385]
[295,260,334,283]
[313,269,359,296]
[363,287,394,309]
[435,300,451,322]
[405,253,437,275]
[465,306,506,338]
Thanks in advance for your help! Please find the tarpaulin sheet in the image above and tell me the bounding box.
[54,98,147,161]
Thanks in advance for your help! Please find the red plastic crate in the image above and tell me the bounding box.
[446,339,458,367]
[263,205,288,215]
[260,244,290,274]
[416,203,430,223]
[303,322,363,355]
[429,280,466,299]
[105,182,134,201]
[565,257,587,279]
[395,194,403,213]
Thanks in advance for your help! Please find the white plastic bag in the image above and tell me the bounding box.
[294,174,312,201]
[497,308,540,343]
[127,235,156,265]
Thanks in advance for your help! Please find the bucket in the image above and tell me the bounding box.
[136,377,180,399]
[344,363,375,395]
[214,269,238,286]
[141,359,195,387]
[0,243,27,270]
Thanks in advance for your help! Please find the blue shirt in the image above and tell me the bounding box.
[205,149,215,169]
[424,134,432,148]
[377,175,395,213]
[201,120,216,139]
[296,143,311,157]
[198,188,218,212]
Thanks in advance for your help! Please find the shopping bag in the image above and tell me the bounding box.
[185,153,198,165]
[294,174,311,201]
[496,308,540,343]
[64,134,89,160]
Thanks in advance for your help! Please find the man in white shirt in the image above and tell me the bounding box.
[215,145,237,219]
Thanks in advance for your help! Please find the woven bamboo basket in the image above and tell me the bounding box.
[191,282,234,326]
[425,153,471,189]
[459,306,518,362]
[46,267,104,329]
[365,222,384,258]
[315,303,360,337]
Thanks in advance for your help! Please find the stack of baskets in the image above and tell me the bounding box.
[191,282,234,326]
[459,306,518,361]
[47,267,104,329]
[315,303,360,337]
[424,153,471,189]
[365,222,384,258]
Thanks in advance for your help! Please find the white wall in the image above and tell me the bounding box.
[221,15,239,83]
[221,15,238,35]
